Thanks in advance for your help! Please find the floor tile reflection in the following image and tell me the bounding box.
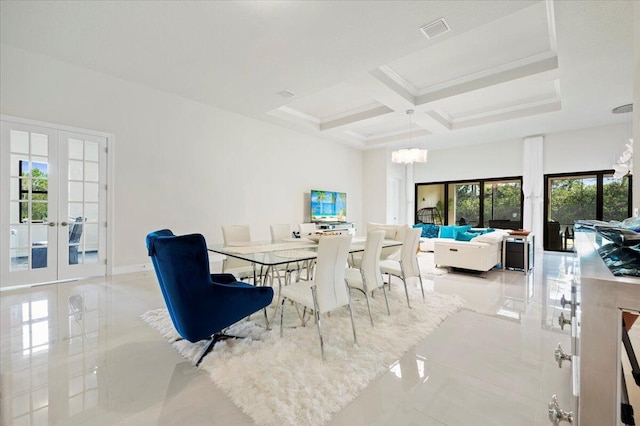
[1,250,576,425]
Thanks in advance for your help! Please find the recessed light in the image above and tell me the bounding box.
[420,18,450,40]
[276,90,295,99]
[612,103,633,114]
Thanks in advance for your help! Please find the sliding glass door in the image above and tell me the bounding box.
[483,179,522,229]
[544,171,631,251]
[415,177,523,228]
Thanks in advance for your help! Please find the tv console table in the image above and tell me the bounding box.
[315,222,356,235]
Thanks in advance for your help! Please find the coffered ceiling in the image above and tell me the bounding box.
[0,1,635,151]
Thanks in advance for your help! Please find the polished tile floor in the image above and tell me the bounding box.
[0,251,597,425]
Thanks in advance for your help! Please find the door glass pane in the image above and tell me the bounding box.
[85,141,98,162]
[10,130,29,153]
[64,136,103,270]
[10,201,23,223]
[84,245,98,264]
[68,219,84,266]
[69,160,83,180]
[603,174,630,222]
[10,178,20,199]
[31,134,48,156]
[31,226,47,245]
[10,249,28,271]
[8,129,51,271]
[68,139,83,160]
[10,154,28,175]
[448,182,480,226]
[31,202,48,222]
[84,224,98,245]
[548,175,597,251]
[483,180,522,228]
[69,182,83,202]
[84,204,98,222]
[69,202,84,218]
[84,162,98,182]
[84,183,98,202]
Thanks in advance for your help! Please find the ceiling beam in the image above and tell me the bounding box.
[319,105,394,132]
[415,56,559,107]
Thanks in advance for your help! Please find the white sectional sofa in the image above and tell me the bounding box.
[433,230,508,273]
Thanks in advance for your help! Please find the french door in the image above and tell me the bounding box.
[1,119,108,287]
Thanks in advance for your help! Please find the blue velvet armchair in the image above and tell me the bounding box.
[146,229,274,366]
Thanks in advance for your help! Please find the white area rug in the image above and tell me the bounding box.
[142,284,463,426]
[418,251,448,276]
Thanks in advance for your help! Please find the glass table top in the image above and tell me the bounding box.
[208,237,401,266]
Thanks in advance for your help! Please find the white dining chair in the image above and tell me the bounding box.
[270,224,293,241]
[269,223,302,296]
[297,222,319,279]
[298,222,317,237]
[279,234,356,361]
[379,227,425,308]
[345,230,389,327]
[220,225,256,282]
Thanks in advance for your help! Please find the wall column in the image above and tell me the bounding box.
[522,135,544,244]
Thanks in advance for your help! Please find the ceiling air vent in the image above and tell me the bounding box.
[612,103,633,114]
[420,18,450,40]
[276,90,295,99]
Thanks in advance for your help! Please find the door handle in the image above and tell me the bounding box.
[61,221,69,227]
[48,222,57,227]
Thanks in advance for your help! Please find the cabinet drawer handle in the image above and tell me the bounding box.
[548,395,573,425]
[449,248,458,252]
[554,343,572,368]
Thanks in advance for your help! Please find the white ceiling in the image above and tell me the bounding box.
[0,0,635,151]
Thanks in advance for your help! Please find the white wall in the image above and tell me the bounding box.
[362,149,388,226]
[544,123,632,174]
[412,138,523,184]
[0,45,363,271]
[409,124,630,186]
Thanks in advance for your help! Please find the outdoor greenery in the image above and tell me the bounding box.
[453,184,480,225]
[483,182,521,223]
[453,181,521,226]
[452,176,629,229]
[20,167,48,222]
[550,176,629,225]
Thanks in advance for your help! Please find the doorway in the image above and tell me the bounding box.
[544,171,631,251]
[1,118,109,287]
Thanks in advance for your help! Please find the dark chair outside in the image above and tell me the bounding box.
[146,229,274,366]
[32,216,84,268]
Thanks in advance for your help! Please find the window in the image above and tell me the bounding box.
[416,176,523,228]
[18,160,49,222]
[448,182,480,226]
[544,170,631,251]
[484,180,522,228]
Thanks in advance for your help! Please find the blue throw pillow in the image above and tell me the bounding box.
[439,225,455,238]
[424,224,439,238]
[412,224,426,237]
[453,225,472,239]
[455,231,477,242]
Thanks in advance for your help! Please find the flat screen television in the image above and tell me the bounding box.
[310,190,347,222]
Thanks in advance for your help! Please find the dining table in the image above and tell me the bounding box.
[208,236,402,285]
[208,236,402,326]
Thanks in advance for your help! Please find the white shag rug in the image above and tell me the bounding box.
[418,251,448,276]
[142,283,463,426]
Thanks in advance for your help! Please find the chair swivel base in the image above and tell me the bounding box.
[195,332,242,367]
